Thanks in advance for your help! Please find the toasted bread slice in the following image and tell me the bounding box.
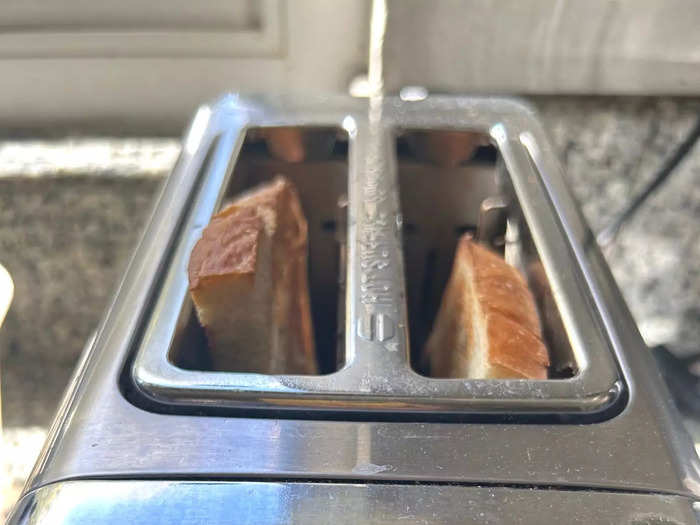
[188,176,316,374]
[424,237,548,379]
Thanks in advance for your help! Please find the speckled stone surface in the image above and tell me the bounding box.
[535,97,700,354]
[0,138,179,435]
[0,175,164,426]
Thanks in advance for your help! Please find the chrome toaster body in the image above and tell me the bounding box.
[9,95,700,524]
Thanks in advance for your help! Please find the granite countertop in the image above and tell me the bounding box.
[1,97,699,518]
[537,97,700,355]
[0,139,180,518]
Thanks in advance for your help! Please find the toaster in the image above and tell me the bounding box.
[9,94,700,524]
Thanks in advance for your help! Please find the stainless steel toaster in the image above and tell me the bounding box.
[9,94,700,524]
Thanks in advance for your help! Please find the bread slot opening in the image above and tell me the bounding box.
[170,127,348,375]
[397,129,576,380]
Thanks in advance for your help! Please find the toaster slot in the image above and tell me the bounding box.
[169,127,348,375]
[396,130,576,378]
[130,95,623,417]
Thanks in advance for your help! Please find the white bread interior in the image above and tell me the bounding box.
[424,237,549,379]
[188,176,316,374]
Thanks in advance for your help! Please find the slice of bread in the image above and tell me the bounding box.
[188,176,316,374]
[424,237,549,379]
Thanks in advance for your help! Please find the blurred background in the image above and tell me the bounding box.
[1,0,699,517]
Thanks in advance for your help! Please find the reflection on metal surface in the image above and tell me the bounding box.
[184,106,212,155]
[399,86,428,102]
[9,480,699,525]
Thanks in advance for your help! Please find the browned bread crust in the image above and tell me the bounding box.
[424,237,549,379]
[188,176,316,374]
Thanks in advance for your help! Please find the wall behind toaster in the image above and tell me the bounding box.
[0,0,699,131]
[0,0,370,133]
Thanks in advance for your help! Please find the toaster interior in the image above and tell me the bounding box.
[397,130,576,379]
[169,127,348,375]
[170,127,577,380]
